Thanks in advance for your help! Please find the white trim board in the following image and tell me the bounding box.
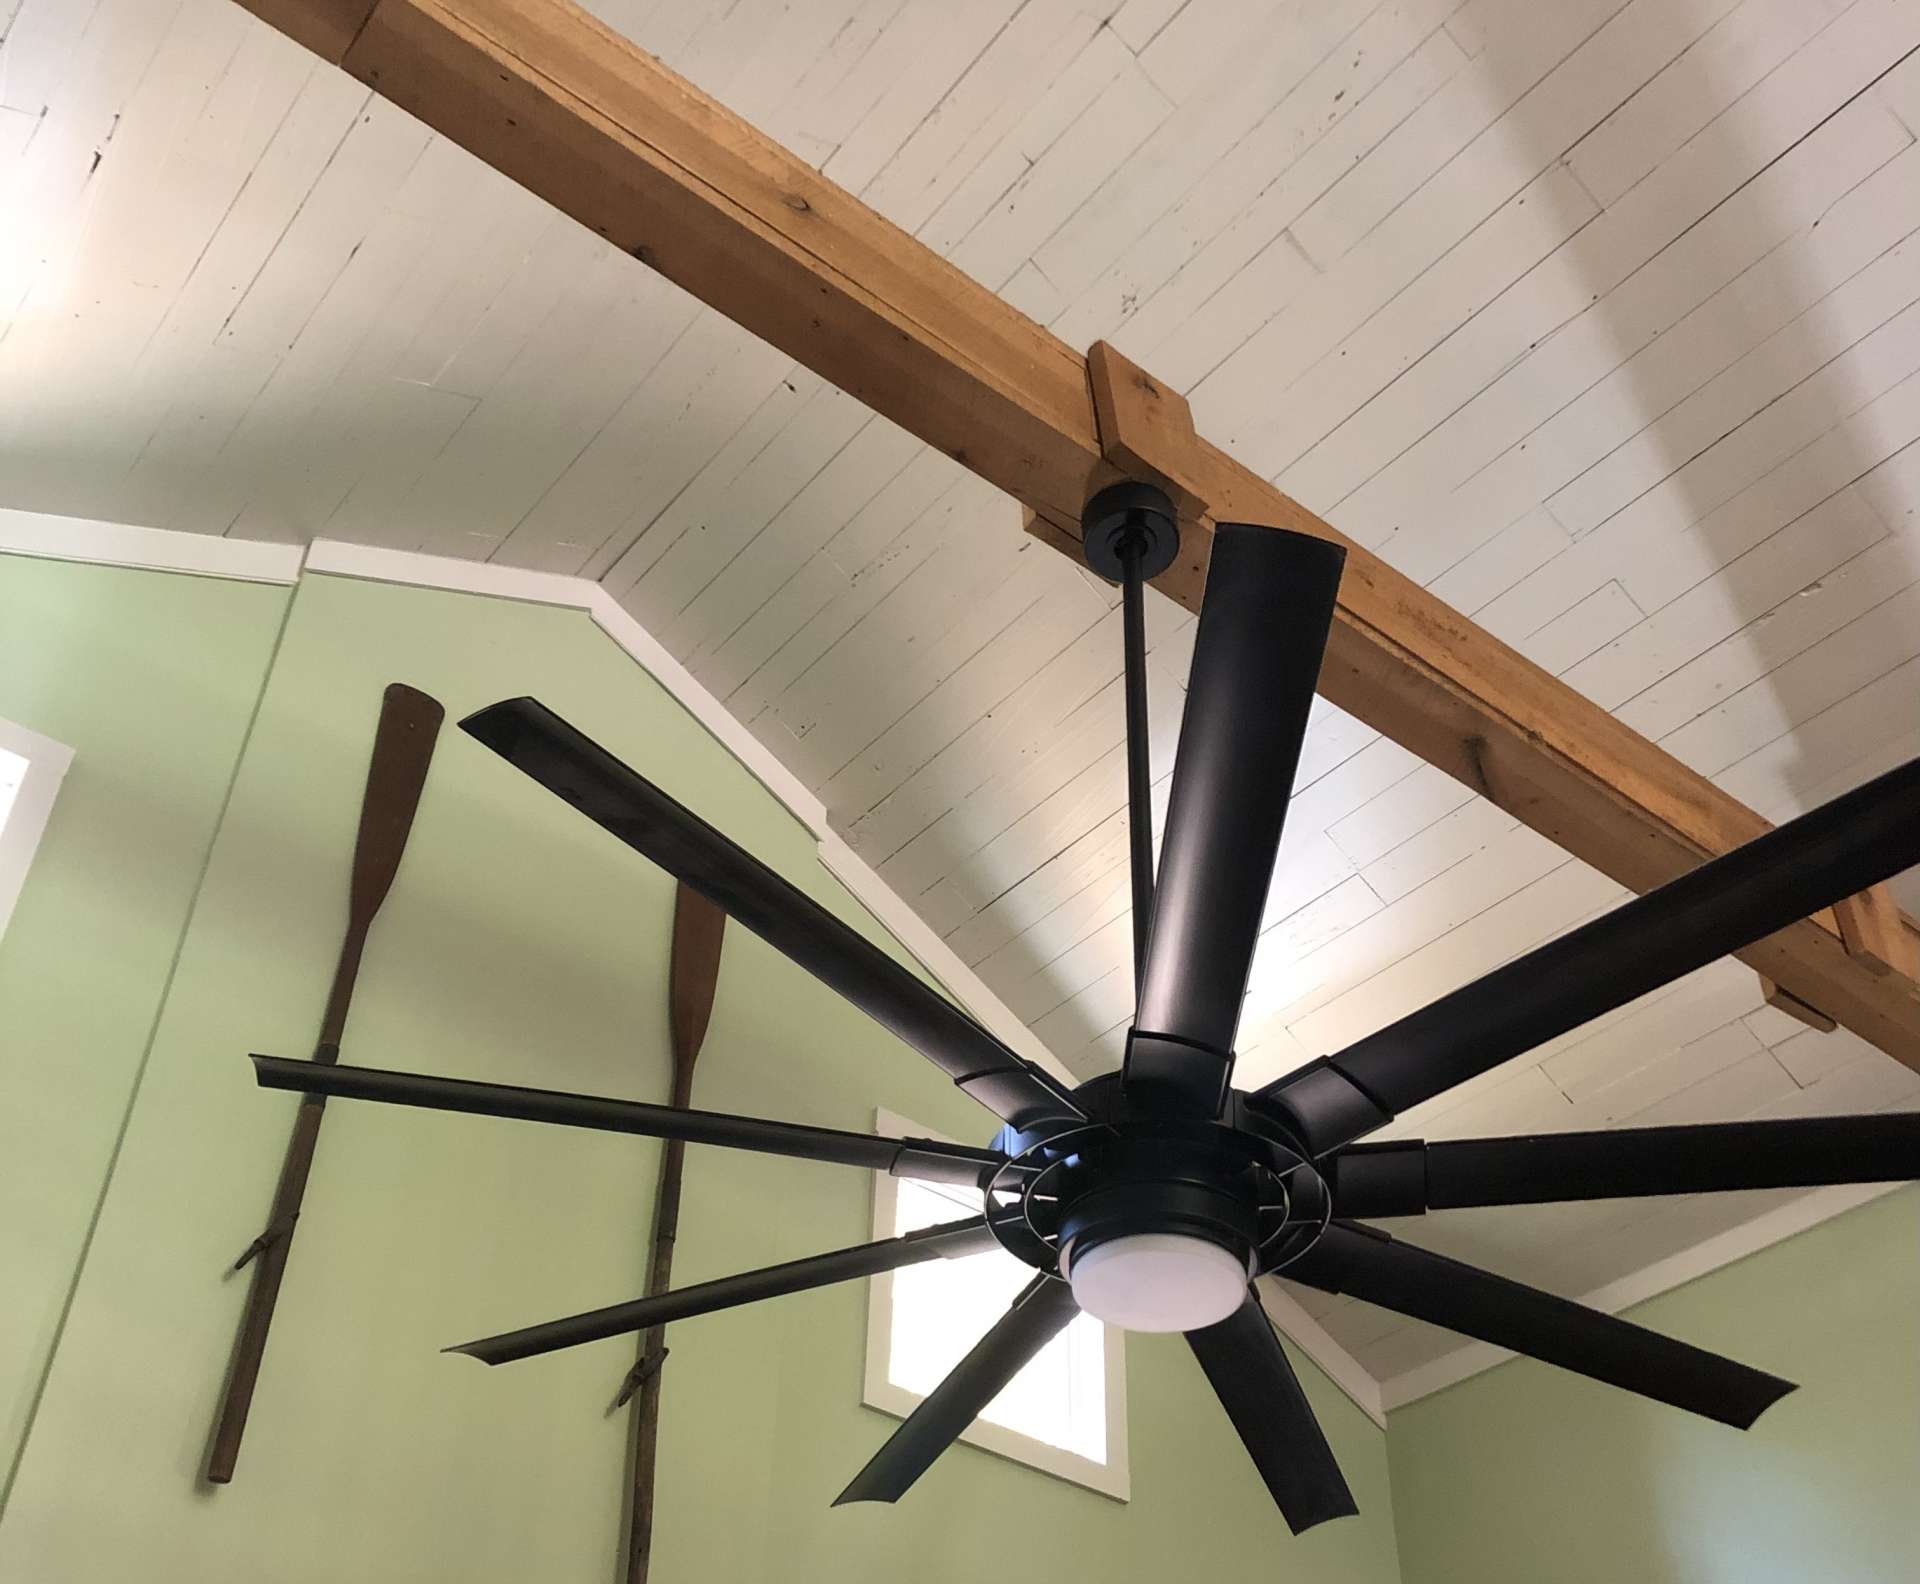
[1378,1181,1907,1412]
[302,538,831,836]
[299,543,1089,1075]
[1258,1278,1386,1429]
[0,508,305,583]
[299,542,1093,1095]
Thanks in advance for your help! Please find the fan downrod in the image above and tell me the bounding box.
[1080,480,1181,583]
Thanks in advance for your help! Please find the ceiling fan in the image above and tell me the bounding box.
[254,481,1920,1534]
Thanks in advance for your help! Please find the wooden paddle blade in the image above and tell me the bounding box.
[319,684,445,1052]
[347,684,446,928]
[211,681,444,1484]
[631,883,726,1583]
[669,881,726,1080]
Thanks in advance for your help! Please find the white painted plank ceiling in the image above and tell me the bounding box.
[4,0,1919,1384]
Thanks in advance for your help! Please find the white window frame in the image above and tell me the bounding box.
[0,716,73,943]
[861,1107,1130,1501]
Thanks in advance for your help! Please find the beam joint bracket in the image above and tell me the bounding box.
[1086,340,1211,532]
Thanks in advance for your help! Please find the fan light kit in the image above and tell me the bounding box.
[1064,1234,1247,1333]
[251,479,1920,1540]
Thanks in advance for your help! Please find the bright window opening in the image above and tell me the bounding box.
[0,718,73,944]
[863,1110,1128,1499]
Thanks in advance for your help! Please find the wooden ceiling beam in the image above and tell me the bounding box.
[234,0,1920,1069]
[245,0,381,57]
[1834,886,1920,981]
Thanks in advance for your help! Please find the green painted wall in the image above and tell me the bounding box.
[0,564,1402,1583]
[1388,1186,1920,1584]
[0,553,291,1492]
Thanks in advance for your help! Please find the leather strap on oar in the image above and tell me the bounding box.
[207,683,444,1484]
[623,881,726,1582]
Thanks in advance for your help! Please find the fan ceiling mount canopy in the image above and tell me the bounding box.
[253,480,1920,1539]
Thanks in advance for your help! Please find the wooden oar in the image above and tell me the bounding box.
[207,682,445,1483]
[619,880,726,1583]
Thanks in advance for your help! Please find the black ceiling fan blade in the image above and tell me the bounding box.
[1288,1223,1793,1428]
[461,698,1082,1134]
[1123,525,1345,1116]
[250,1055,1007,1188]
[1328,1113,1920,1217]
[1260,754,1920,1154]
[1187,1297,1357,1534]
[835,1275,1080,1504]
[450,1216,997,1366]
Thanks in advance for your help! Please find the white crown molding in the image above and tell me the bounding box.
[301,539,832,835]
[1258,1279,1387,1429]
[0,507,305,583]
[1378,1180,1906,1412]
[302,538,609,615]
[584,593,832,836]
[298,545,1111,1086]
[816,834,1074,1085]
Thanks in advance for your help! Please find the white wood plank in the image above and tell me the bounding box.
[1543,959,1764,1100]
[1479,343,1920,649]
[1343,132,1920,580]
[1193,0,1753,455]
[1089,20,1466,373]
[703,450,965,715]
[1283,0,1637,271]
[946,57,1172,292]
[1659,579,1920,780]
[0,0,120,117]
[1563,487,1887,711]
[626,384,875,633]
[1251,163,1601,488]
[858,0,1106,236]
[1546,226,1920,551]
[1566,0,1847,206]
[1289,855,1626,1061]
[1108,0,1187,55]
[1287,59,1914,526]
[1860,435,1920,531]
[1361,793,1520,904]
[819,0,1027,198]
[500,315,791,577]
[1032,0,1384,301]
[1327,762,1476,869]
[1715,653,1920,816]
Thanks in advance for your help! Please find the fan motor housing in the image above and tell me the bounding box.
[988,1074,1327,1280]
[1056,1175,1260,1280]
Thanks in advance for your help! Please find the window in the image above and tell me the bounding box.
[0,716,73,943]
[863,1109,1128,1499]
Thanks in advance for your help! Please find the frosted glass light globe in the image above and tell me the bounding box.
[1065,1233,1248,1332]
